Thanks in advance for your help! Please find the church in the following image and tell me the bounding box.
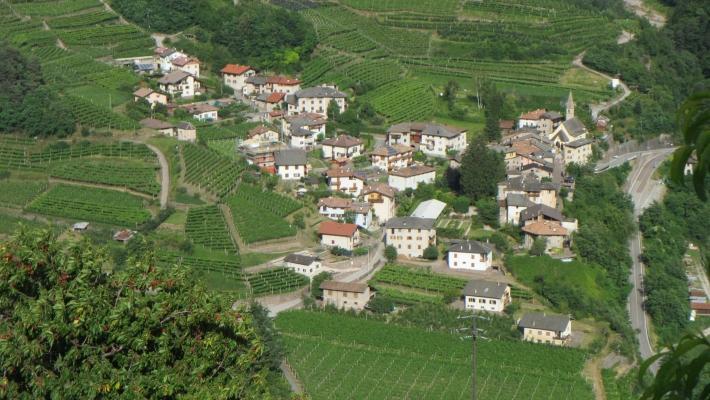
[550,92,594,166]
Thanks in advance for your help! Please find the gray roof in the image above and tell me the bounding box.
[506,193,533,207]
[158,70,191,84]
[284,253,318,266]
[449,240,491,255]
[275,149,307,166]
[422,124,466,138]
[246,75,267,85]
[387,122,429,133]
[542,111,563,120]
[519,204,563,222]
[561,118,587,137]
[178,122,195,130]
[295,86,347,99]
[385,217,436,230]
[292,127,315,137]
[463,280,508,298]
[565,138,593,148]
[320,280,368,293]
[518,312,570,332]
[504,175,559,192]
[140,118,174,130]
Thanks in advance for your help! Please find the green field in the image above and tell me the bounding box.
[369,264,468,305]
[182,144,245,198]
[26,184,151,226]
[225,185,301,244]
[246,268,309,296]
[276,310,594,400]
[185,205,238,254]
[0,180,48,208]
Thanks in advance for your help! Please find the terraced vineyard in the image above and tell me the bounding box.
[369,264,468,305]
[185,205,238,254]
[226,185,301,244]
[197,122,261,141]
[11,0,101,16]
[27,184,151,226]
[46,10,118,29]
[50,157,160,196]
[157,253,243,275]
[247,268,309,296]
[0,180,48,208]
[0,141,155,171]
[365,81,436,123]
[182,144,244,198]
[277,311,594,400]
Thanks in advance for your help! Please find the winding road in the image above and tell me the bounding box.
[573,52,631,120]
[623,148,675,372]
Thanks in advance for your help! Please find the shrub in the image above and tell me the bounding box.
[529,237,547,256]
[423,246,439,260]
[489,232,510,253]
[330,246,351,256]
[452,196,470,214]
[385,245,397,263]
[367,295,395,314]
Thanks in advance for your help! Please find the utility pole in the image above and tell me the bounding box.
[458,313,489,400]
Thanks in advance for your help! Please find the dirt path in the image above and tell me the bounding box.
[623,0,666,28]
[47,177,155,200]
[280,360,305,395]
[144,143,170,209]
[219,204,246,250]
[572,52,631,120]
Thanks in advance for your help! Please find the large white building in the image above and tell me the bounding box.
[420,124,468,157]
[448,240,493,271]
[388,165,436,191]
[370,144,413,172]
[154,47,200,77]
[286,85,347,116]
[158,70,199,98]
[463,280,511,313]
[384,217,436,258]
[518,312,572,346]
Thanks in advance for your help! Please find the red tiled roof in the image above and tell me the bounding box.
[318,197,352,209]
[318,221,357,237]
[522,220,568,236]
[171,56,198,67]
[520,109,547,120]
[691,302,710,311]
[363,183,396,198]
[266,92,286,103]
[499,119,515,129]
[267,76,301,85]
[269,110,284,117]
[221,64,252,75]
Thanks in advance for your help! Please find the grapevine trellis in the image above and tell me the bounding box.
[185,205,239,254]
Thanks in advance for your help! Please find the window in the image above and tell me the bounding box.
[343,292,348,298]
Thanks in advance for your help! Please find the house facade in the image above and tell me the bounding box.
[385,217,436,258]
[448,241,493,271]
[171,56,200,78]
[521,220,569,253]
[158,70,198,98]
[184,103,219,122]
[519,312,572,346]
[286,85,347,116]
[320,281,371,311]
[317,197,371,229]
[322,135,363,160]
[274,149,308,181]
[255,92,286,113]
[318,221,360,251]
[363,184,396,224]
[388,165,436,191]
[326,167,366,197]
[246,125,279,144]
[420,124,468,157]
[370,144,413,171]
[463,280,511,313]
[562,138,593,165]
[133,88,168,108]
[176,122,196,142]
[140,118,175,136]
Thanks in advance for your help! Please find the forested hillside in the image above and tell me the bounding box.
[111,0,316,71]
[0,43,75,137]
[584,0,708,138]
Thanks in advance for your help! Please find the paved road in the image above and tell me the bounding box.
[573,52,631,120]
[624,148,674,371]
[144,143,170,209]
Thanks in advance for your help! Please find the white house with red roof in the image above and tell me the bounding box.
[221,64,256,93]
[318,221,360,251]
[255,92,286,113]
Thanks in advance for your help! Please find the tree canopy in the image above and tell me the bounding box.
[459,136,506,201]
[0,229,278,398]
[0,42,75,137]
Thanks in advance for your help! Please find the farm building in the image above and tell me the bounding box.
[518,312,572,346]
[320,280,371,311]
[462,280,510,312]
[388,165,436,191]
[318,221,360,251]
[384,217,436,258]
[283,253,322,279]
[448,240,493,271]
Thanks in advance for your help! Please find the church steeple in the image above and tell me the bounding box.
[565,91,574,120]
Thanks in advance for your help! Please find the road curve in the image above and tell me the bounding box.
[624,148,674,372]
[573,52,631,119]
[144,143,170,209]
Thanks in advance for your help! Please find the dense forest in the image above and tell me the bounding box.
[110,0,316,71]
[0,43,75,137]
[639,179,710,343]
[584,0,709,138]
